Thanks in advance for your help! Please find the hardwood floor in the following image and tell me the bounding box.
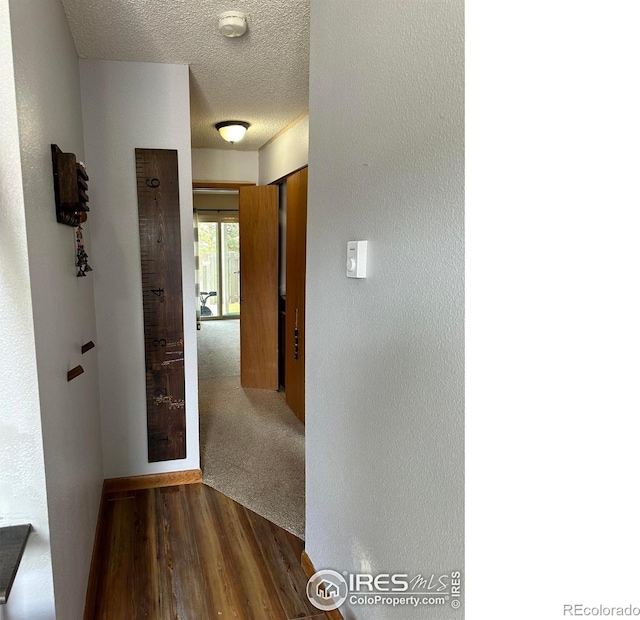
[89,483,324,619]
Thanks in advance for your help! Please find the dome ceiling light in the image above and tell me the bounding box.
[214,121,250,144]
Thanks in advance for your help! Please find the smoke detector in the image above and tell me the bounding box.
[218,11,248,38]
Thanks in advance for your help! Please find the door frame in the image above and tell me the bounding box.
[193,181,254,320]
[196,211,241,320]
[193,181,255,190]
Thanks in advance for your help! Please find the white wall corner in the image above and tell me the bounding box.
[80,59,199,479]
[258,114,309,185]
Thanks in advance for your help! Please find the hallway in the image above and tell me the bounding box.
[198,321,305,539]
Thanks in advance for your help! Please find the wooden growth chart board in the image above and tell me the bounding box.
[135,149,186,462]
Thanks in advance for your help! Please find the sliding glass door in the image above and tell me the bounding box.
[221,222,240,316]
[197,212,239,319]
[199,221,220,317]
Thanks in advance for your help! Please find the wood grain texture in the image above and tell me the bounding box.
[103,469,202,493]
[300,551,345,620]
[245,508,313,618]
[94,494,136,619]
[136,148,186,462]
[88,484,327,619]
[285,167,308,422]
[51,144,89,226]
[301,550,315,580]
[239,185,279,389]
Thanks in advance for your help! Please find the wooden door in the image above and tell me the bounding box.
[239,186,279,389]
[285,168,308,421]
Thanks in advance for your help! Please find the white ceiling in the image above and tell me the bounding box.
[60,0,310,151]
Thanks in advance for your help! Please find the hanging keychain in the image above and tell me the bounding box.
[75,223,92,277]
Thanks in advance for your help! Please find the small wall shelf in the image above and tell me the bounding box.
[51,144,89,226]
[0,524,31,604]
[81,341,95,354]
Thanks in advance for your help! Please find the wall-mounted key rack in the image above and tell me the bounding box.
[67,365,84,382]
[51,144,89,227]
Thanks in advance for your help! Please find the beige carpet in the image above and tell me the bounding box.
[198,320,305,539]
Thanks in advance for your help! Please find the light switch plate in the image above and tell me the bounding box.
[347,240,368,278]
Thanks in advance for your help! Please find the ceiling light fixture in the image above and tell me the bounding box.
[215,120,250,144]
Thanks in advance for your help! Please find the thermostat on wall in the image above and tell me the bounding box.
[346,240,368,278]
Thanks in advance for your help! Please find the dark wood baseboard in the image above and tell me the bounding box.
[103,469,202,493]
[301,549,315,579]
[301,550,345,620]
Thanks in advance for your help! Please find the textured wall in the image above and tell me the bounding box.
[0,1,56,617]
[80,60,199,478]
[193,193,239,211]
[259,114,309,185]
[305,2,464,619]
[6,0,105,618]
[192,148,258,183]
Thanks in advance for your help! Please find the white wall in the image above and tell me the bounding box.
[5,0,105,618]
[80,60,199,478]
[0,1,55,617]
[192,148,258,183]
[193,193,238,211]
[259,114,309,185]
[306,2,464,619]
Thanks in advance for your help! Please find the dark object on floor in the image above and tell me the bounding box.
[200,290,217,317]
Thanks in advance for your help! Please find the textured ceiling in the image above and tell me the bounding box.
[60,0,310,150]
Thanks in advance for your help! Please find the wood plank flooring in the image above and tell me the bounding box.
[89,483,324,619]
